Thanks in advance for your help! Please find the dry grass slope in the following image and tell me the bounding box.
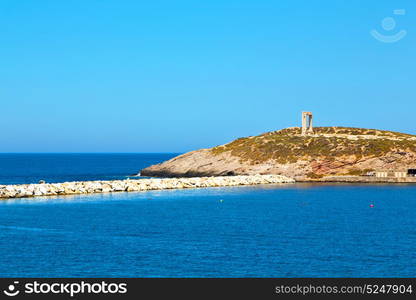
[211,127,416,165]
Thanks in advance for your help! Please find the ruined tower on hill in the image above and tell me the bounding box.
[301,111,313,135]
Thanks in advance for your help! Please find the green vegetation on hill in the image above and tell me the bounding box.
[211,127,416,165]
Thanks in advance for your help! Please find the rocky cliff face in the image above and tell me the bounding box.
[140,127,416,180]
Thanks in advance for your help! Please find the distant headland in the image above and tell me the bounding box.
[141,112,416,182]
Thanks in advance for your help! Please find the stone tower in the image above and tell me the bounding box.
[301,111,313,135]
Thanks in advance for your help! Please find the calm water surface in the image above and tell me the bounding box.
[0,153,178,185]
[0,183,415,277]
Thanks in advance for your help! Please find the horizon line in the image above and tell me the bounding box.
[0,152,183,154]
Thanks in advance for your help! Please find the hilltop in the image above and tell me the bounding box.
[140,127,416,180]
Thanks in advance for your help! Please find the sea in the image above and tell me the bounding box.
[0,153,415,277]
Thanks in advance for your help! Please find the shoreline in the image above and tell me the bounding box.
[299,175,416,183]
[2,174,415,200]
[0,174,294,199]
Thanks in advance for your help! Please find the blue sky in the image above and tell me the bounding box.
[1,0,415,152]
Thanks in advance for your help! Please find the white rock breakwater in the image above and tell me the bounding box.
[0,175,295,199]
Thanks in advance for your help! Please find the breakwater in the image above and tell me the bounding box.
[0,174,295,199]
[300,175,416,183]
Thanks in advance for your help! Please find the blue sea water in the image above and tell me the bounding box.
[0,154,415,277]
[0,153,178,185]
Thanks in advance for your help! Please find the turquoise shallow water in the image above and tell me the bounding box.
[0,183,415,277]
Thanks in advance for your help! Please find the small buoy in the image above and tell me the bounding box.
[370,204,374,208]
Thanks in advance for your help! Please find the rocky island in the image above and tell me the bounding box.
[2,113,416,200]
[141,125,416,182]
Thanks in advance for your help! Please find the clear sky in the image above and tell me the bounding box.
[1,0,415,152]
